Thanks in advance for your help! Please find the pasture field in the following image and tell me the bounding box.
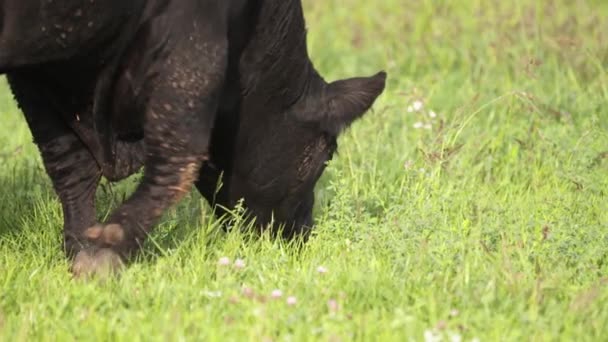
[1,0,607,340]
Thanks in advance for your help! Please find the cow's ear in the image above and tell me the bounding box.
[321,71,386,135]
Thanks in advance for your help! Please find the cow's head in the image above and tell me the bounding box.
[223,71,387,238]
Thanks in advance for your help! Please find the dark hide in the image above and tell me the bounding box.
[198,1,386,238]
[0,0,386,276]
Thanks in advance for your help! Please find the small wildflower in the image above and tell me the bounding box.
[424,123,432,130]
[242,286,254,298]
[424,329,441,342]
[234,258,246,269]
[449,309,459,317]
[218,256,231,266]
[403,159,414,170]
[327,299,339,313]
[429,110,437,118]
[317,266,328,274]
[413,122,424,129]
[286,296,297,306]
[407,105,415,113]
[449,332,462,342]
[412,100,424,111]
[204,290,222,298]
[271,289,283,299]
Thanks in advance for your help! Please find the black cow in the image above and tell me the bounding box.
[0,0,386,277]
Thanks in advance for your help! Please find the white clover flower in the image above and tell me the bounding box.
[233,258,246,269]
[412,100,424,111]
[241,286,254,298]
[449,332,462,342]
[403,160,414,170]
[271,289,283,299]
[218,257,231,266]
[286,296,297,306]
[424,329,441,342]
[327,299,339,313]
[204,290,222,298]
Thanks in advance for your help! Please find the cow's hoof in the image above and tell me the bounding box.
[72,248,124,279]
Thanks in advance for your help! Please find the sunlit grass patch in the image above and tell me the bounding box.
[1,0,607,340]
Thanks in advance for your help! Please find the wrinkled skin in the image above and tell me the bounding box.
[1,0,386,277]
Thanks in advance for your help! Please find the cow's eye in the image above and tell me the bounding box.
[296,136,329,181]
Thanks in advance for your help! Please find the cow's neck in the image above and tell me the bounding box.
[239,0,319,108]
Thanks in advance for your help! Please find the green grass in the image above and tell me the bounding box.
[1,0,607,340]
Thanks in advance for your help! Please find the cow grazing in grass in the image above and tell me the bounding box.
[0,0,386,277]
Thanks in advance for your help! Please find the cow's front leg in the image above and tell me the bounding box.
[72,40,228,278]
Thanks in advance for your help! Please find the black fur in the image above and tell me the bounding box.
[0,0,386,276]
